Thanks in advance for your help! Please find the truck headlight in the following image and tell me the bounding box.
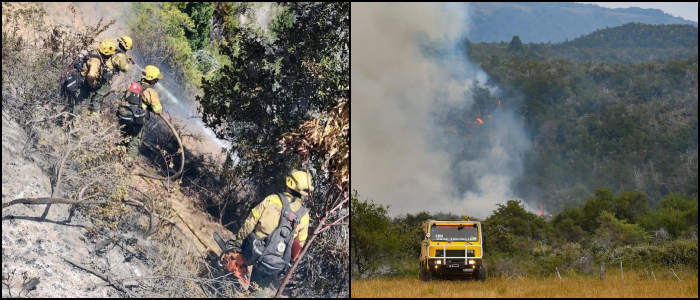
[436,260,441,265]
[469,260,476,265]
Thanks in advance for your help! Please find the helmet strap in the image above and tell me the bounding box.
[142,78,157,85]
[287,187,302,199]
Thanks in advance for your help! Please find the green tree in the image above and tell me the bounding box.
[508,35,523,52]
[350,191,397,278]
[177,2,214,50]
[582,188,615,232]
[470,79,497,116]
[391,211,433,259]
[613,190,649,223]
[128,2,201,90]
[594,211,648,248]
[639,193,698,238]
[198,2,348,197]
[485,200,545,248]
[490,53,501,68]
[555,218,586,243]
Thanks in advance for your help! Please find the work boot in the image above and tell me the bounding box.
[123,156,137,173]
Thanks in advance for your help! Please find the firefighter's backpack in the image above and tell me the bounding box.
[117,82,148,125]
[61,67,83,94]
[242,193,307,276]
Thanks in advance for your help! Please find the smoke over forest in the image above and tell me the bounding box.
[352,3,534,218]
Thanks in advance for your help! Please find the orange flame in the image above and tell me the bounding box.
[476,118,483,124]
[487,115,491,118]
[537,202,543,216]
[498,100,501,107]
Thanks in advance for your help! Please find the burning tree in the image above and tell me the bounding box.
[275,98,349,297]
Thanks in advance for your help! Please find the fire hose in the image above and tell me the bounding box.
[136,114,185,181]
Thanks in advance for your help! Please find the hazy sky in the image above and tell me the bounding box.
[577,2,699,23]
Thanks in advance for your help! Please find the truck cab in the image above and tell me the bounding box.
[419,218,485,281]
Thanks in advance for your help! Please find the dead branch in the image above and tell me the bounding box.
[123,198,178,226]
[2,197,106,210]
[63,257,143,298]
[123,197,209,263]
[94,274,203,287]
[318,215,348,235]
[52,132,82,198]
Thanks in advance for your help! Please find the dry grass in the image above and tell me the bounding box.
[351,271,698,298]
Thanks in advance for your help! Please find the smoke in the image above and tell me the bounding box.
[352,3,533,218]
[239,2,276,34]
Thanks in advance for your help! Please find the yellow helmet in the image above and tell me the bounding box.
[286,170,314,196]
[141,65,163,81]
[117,36,133,50]
[97,39,117,56]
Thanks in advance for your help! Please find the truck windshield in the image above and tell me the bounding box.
[430,224,479,242]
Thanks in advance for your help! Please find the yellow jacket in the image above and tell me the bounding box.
[236,192,310,247]
[141,82,162,114]
[121,81,162,114]
[106,51,131,73]
[81,53,105,87]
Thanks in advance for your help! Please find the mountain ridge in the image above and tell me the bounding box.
[466,2,698,44]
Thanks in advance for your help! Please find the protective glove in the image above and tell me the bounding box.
[232,239,243,253]
[126,53,134,65]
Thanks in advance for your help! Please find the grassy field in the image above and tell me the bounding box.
[351,271,699,298]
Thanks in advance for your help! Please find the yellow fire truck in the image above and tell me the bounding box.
[419,216,485,281]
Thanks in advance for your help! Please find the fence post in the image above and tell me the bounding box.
[600,262,605,281]
[650,267,656,281]
[620,260,623,282]
[669,267,681,281]
[555,267,562,281]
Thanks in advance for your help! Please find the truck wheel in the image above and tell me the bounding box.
[420,264,433,282]
[426,267,434,281]
[477,266,486,281]
[419,263,425,281]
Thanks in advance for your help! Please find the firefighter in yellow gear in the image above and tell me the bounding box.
[235,170,313,297]
[73,37,133,117]
[117,65,163,158]
[71,39,116,117]
[107,36,133,74]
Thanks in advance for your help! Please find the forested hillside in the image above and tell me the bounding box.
[467,23,698,64]
[466,2,698,44]
[460,23,699,213]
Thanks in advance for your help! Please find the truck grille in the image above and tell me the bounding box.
[435,250,475,257]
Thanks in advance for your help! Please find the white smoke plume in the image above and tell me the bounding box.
[352,3,533,218]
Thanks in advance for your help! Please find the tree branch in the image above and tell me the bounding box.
[63,257,142,298]
[52,133,82,198]
[275,185,348,298]
[2,197,106,210]
[318,214,348,234]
